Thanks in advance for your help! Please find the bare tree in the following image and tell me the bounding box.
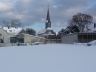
[2,19,22,27]
[11,19,22,27]
[2,20,10,27]
[69,13,93,32]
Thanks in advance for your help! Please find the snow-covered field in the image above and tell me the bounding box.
[0,44,96,72]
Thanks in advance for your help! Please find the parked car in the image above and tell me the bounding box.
[32,42,43,45]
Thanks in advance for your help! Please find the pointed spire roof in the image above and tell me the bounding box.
[46,5,50,22]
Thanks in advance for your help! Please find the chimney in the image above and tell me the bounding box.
[8,26,10,29]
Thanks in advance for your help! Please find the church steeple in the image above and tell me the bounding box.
[46,6,50,22]
[45,5,51,29]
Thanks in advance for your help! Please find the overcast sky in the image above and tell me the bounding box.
[0,0,96,31]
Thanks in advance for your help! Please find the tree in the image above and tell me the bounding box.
[2,19,22,27]
[2,20,10,27]
[26,28,36,35]
[58,28,65,36]
[70,25,80,33]
[69,13,93,32]
[58,25,80,36]
[11,19,22,27]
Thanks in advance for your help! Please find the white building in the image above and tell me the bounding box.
[0,26,45,44]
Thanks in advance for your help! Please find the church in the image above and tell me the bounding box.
[38,6,61,43]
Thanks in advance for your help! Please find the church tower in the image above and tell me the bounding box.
[45,6,51,29]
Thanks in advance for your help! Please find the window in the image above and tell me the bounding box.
[9,30,12,32]
[10,37,17,43]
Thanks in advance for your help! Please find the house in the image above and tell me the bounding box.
[17,33,45,43]
[0,26,19,43]
[61,32,96,44]
[61,23,96,44]
[0,26,45,45]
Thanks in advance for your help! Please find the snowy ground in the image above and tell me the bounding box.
[0,44,96,72]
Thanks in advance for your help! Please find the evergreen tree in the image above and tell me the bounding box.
[26,28,36,35]
[58,25,80,36]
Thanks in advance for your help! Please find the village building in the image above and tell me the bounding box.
[0,26,45,46]
[61,23,96,44]
[37,6,61,43]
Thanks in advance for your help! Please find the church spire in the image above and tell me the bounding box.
[46,5,50,22]
[45,5,51,29]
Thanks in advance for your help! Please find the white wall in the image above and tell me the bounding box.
[0,28,16,43]
[61,34,78,44]
[24,34,46,43]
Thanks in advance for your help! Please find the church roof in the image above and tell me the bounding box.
[37,28,46,35]
[46,27,52,30]
[38,27,56,35]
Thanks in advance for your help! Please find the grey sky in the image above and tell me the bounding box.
[0,0,96,27]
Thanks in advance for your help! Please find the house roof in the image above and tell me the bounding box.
[3,27,23,35]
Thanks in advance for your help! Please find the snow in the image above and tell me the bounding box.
[88,40,96,45]
[0,44,96,72]
[37,28,46,34]
[46,27,52,30]
[47,31,55,35]
[56,32,58,35]
[32,42,43,45]
[3,27,22,35]
[38,27,53,35]
[88,24,96,32]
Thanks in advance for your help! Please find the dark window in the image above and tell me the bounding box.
[83,35,87,43]
[93,35,96,40]
[78,35,82,43]
[10,37,17,43]
[18,38,24,43]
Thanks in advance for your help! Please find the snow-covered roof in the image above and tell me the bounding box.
[56,32,58,35]
[46,27,52,30]
[37,28,46,35]
[3,27,23,35]
[38,27,53,35]
[43,31,55,35]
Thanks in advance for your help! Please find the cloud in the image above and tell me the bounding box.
[93,16,96,23]
[54,22,68,27]
[0,0,96,28]
[41,18,46,22]
[0,2,12,11]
